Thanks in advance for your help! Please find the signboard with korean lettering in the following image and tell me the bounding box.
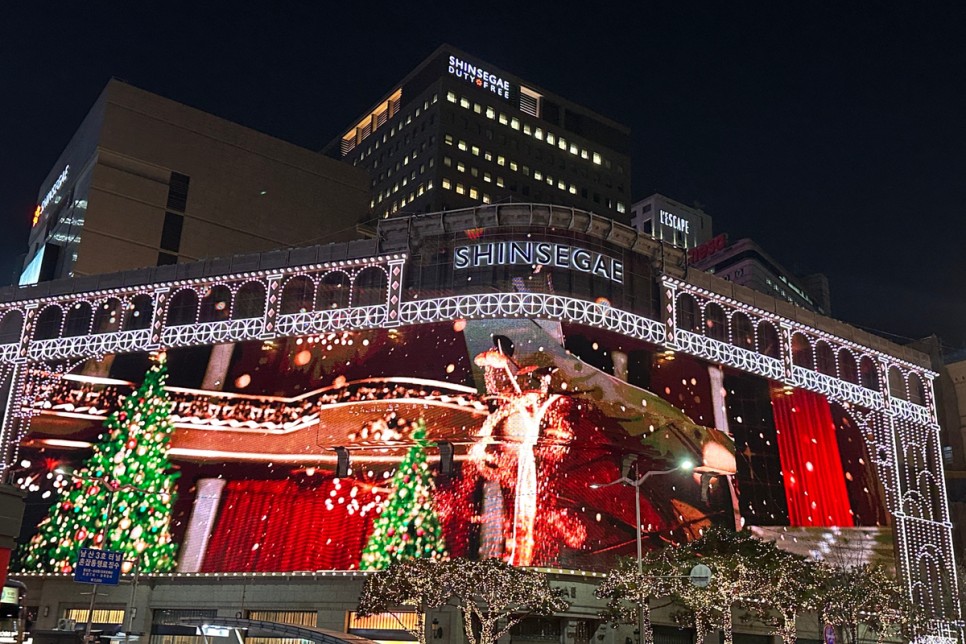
[73,548,122,585]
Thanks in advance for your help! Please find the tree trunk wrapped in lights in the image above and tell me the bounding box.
[445,558,570,644]
[670,527,773,644]
[20,358,179,573]
[357,558,569,644]
[595,553,680,644]
[358,558,449,644]
[818,563,928,644]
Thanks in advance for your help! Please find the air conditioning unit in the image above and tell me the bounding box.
[56,618,76,631]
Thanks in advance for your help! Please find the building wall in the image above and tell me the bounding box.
[17,574,795,644]
[23,80,370,282]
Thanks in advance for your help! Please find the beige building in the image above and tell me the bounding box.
[21,79,369,284]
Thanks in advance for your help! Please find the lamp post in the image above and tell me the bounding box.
[590,460,694,644]
[55,468,146,644]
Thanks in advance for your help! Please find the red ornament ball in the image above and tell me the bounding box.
[126,439,137,450]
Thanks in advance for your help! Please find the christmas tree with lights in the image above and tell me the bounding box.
[360,419,448,569]
[20,357,180,573]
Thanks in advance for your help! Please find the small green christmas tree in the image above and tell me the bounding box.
[20,357,180,573]
[360,419,448,569]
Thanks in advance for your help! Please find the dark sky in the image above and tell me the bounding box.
[2,3,964,351]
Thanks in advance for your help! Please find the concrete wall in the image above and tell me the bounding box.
[68,80,370,277]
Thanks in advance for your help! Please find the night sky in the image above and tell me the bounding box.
[2,4,964,350]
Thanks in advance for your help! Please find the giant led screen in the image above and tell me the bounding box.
[12,317,892,574]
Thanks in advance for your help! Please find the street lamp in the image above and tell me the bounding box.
[54,467,150,643]
[589,459,695,644]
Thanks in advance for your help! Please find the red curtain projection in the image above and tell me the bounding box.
[770,387,854,527]
[200,478,376,571]
[200,475,475,572]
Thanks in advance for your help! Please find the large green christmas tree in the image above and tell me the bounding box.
[360,419,448,569]
[21,358,180,573]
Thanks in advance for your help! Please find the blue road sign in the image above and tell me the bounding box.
[73,548,122,585]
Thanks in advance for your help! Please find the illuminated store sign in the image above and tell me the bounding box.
[659,209,689,234]
[453,241,624,284]
[34,165,70,226]
[448,56,512,100]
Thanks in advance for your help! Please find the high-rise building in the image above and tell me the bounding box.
[21,79,370,285]
[690,237,831,314]
[629,193,712,249]
[323,45,631,222]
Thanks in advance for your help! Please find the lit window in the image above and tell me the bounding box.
[569,144,579,155]
[415,107,421,117]
[473,103,482,114]
[457,162,466,173]
[499,114,508,125]
[458,140,468,151]
[418,184,425,196]
[427,179,433,190]
[569,184,577,194]
[534,170,543,180]
[557,180,565,190]
[445,134,453,146]
[460,97,470,109]
[442,178,452,190]
[496,177,505,187]
[471,145,480,156]
[617,202,626,214]
[469,187,479,199]
[558,137,567,150]
[483,172,492,183]
[486,106,496,119]
[547,133,555,145]
[535,128,544,140]
[523,124,532,135]
[593,152,602,165]
[456,183,466,195]
[403,154,410,165]
[482,193,491,204]
[546,176,553,185]
[484,151,493,161]
[497,156,506,166]
[510,161,518,171]
[511,118,520,130]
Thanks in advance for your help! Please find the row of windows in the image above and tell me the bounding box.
[445,90,620,173]
[352,94,439,162]
[442,138,625,212]
[373,157,435,205]
[439,178,494,204]
[383,180,436,216]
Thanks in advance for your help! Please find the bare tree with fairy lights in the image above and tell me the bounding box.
[358,558,450,644]
[595,552,681,644]
[441,558,570,644]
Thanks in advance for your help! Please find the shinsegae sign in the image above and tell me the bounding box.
[453,241,624,284]
[447,56,512,100]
